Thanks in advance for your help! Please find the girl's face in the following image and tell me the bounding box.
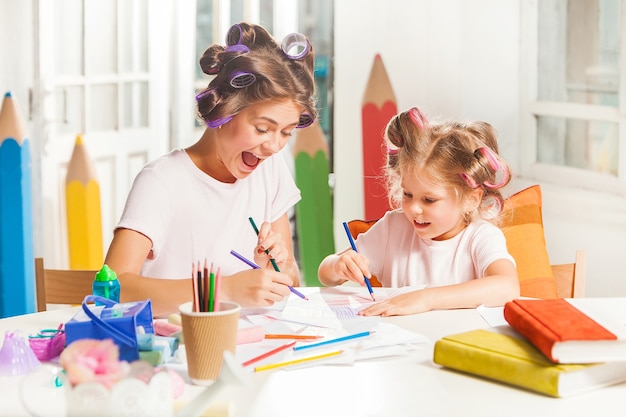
[213,99,301,182]
[400,169,478,241]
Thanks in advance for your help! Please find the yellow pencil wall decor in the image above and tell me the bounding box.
[65,133,103,269]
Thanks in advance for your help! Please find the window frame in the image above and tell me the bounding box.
[519,0,626,195]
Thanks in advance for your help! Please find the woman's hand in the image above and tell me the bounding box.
[222,268,292,307]
[253,221,289,270]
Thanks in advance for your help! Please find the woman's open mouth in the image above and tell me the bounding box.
[242,151,261,168]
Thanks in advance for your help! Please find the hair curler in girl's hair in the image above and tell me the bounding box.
[478,147,510,188]
[459,147,510,190]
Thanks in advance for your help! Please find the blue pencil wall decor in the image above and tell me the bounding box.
[0,91,35,317]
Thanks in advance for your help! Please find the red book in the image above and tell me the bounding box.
[503,298,626,364]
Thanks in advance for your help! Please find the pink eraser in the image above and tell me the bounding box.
[154,320,182,337]
[236,325,265,345]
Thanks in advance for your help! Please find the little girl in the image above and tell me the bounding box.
[318,107,520,316]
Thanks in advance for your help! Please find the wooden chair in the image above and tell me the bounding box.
[34,257,96,311]
[347,220,586,298]
[552,250,586,298]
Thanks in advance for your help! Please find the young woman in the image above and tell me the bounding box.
[104,23,317,317]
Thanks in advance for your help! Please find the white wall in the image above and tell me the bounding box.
[333,0,626,297]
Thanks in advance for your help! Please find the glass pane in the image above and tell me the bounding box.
[538,0,620,107]
[85,0,117,75]
[89,84,118,131]
[55,0,83,76]
[259,0,274,33]
[54,86,84,134]
[196,0,215,80]
[231,0,244,23]
[120,0,149,72]
[537,115,618,175]
[121,82,148,128]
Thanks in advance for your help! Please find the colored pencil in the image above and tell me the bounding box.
[0,92,36,317]
[254,349,343,372]
[191,262,199,313]
[65,133,104,269]
[342,222,375,301]
[241,340,297,367]
[213,267,221,311]
[196,261,203,312]
[293,331,374,352]
[230,249,259,270]
[361,54,396,220]
[293,121,335,286]
[240,221,309,301]
[265,334,324,340]
[208,262,216,312]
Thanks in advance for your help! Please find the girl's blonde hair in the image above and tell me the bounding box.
[384,107,511,224]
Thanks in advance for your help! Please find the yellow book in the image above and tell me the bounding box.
[433,329,626,398]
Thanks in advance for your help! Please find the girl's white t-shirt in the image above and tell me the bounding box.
[115,148,301,279]
[354,209,515,288]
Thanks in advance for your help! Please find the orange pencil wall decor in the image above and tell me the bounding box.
[65,133,103,269]
[0,91,36,317]
[361,54,397,221]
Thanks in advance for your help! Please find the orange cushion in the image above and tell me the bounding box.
[500,185,558,299]
[347,219,383,287]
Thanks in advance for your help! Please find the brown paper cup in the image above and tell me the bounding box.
[179,301,240,385]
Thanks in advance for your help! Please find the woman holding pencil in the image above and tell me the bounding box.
[104,22,317,317]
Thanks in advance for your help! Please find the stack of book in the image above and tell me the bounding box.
[433,298,626,397]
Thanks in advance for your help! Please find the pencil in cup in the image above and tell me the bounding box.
[230,234,309,302]
[342,222,375,301]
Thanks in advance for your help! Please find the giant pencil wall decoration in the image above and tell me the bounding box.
[293,121,334,286]
[0,91,35,317]
[65,133,103,269]
[361,54,397,221]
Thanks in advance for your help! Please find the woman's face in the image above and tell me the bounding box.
[213,99,301,182]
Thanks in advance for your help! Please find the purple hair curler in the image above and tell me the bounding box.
[206,115,234,129]
[296,112,314,128]
[229,71,256,88]
[281,33,311,60]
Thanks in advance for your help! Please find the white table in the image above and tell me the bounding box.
[1,287,624,417]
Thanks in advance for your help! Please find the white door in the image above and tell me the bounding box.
[33,0,170,268]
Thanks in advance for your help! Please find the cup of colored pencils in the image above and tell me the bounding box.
[179,299,240,385]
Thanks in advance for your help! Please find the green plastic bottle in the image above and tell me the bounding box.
[92,264,120,305]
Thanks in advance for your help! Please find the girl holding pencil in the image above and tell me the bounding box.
[104,22,317,317]
[318,107,520,316]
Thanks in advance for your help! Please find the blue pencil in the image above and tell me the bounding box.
[0,92,36,317]
[342,222,375,301]
[293,331,374,351]
[230,246,309,301]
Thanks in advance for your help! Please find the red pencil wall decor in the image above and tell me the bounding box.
[0,91,36,317]
[361,54,397,221]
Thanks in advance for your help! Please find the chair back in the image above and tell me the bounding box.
[34,258,96,311]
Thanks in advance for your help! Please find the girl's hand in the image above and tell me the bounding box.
[358,290,431,317]
[253,221,289,270]
[331,248,372,286]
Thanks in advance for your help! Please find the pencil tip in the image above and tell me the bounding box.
[371,294,376,302]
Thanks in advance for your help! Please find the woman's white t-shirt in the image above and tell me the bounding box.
[115,148,301,279]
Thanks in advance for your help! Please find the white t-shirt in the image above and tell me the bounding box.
[354,210,515,288]
[115,148,301,279]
